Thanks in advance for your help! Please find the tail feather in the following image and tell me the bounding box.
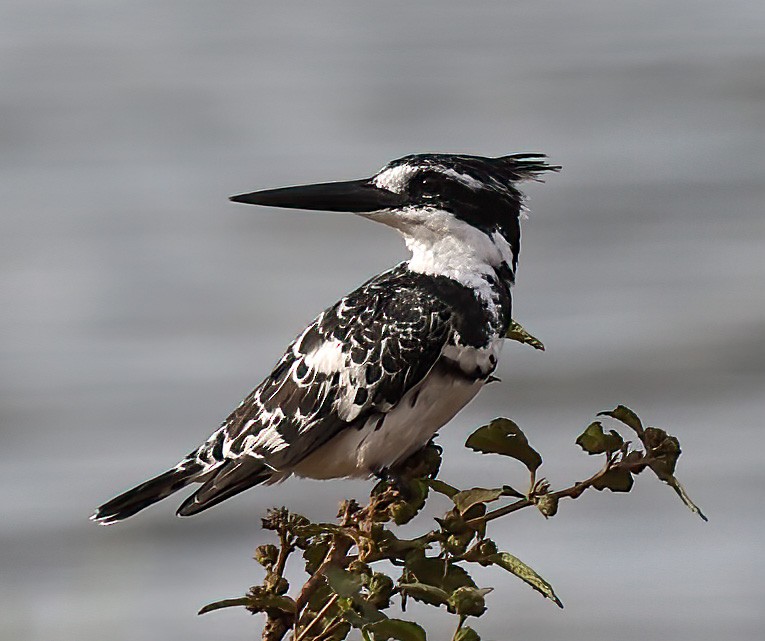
[176,457,271,517]
[92,463,202,525]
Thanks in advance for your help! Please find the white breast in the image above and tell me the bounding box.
[291,360,485,479]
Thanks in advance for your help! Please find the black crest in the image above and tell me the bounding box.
[377,153,560,268]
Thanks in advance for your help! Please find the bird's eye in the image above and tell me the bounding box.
[409,173,439,199]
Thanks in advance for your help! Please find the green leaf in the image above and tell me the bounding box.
[303,537,331,574]
[465,418,542,472]
[366,573,395,610]
[304,582,335,617]
[622,450,649,474]
[198,597,251,615]
[640,428,707,521]
[424,478,460,498]
[405,557,476,596]
[398,582,450,606]
[501,484,525,499]
[199,590,297,616]
[342,600,383,630]
[447,586,493,617]
[339,598,387,629]
[325,566,364,598]
[363,619,427,641]
[505,319,545,351]
[324,569,387,629]
[598,405,644,436]
[252,593,296,614]
[643,428,680,476]
[534,493,559,517]
[454,626,481,641]
[576,422,624,455]
[388,502,420,526]
[452,488,504,514]
[486,553,563,608]
[592,467,634,492]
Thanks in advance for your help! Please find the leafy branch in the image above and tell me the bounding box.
[198,324,705,641]
[198,404,703,641]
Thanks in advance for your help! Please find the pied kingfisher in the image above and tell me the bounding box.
[93,153,558,524]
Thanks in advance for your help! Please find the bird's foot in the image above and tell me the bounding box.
[374,467,410,497]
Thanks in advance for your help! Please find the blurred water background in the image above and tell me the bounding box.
[1,1,763,640]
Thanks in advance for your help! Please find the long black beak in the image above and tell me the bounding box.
[229,179,403,213]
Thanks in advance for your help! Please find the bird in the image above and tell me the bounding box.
[92,152,559,524]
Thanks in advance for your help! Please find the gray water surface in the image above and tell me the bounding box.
[1,2,763,640]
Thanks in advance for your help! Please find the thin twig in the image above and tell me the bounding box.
[261,527,298,641]
[295,537,354,613]
[450,615,467,641]
[295,593,339,641]
[314,617,344,641]
[274,529,294,578]
[466,454,657,528]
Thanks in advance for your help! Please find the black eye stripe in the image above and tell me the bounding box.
[410,171,472,194]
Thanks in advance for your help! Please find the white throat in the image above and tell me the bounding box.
[364,206,516,302]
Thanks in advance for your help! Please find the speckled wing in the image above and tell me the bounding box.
[186,267,455,504]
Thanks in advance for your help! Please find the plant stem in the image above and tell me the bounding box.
[450,615,467,641]
[295,537,354,613]
[466,454,657,528]
[314,617,343,641]
[466,497,532,526]
[295,593,339,641]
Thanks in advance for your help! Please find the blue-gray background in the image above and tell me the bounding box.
[2,1,763,640]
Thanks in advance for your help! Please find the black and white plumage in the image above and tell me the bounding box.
[93,153,558,524]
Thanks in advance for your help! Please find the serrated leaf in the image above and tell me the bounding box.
[466,418,542,472]
[643,427,680,476]
[486,553,563,608]
[398,582,450,606]
[338,598,386,629]
[424,478,460,498]
[454,626,481,641]
[405,557,476,595]
[638,428,707,520]
[506,319,545,351]
[198,597,251,615]
[592,467,634,492]
[576,422,624,455]
[363,619,427,641]
[598,405,644,436]
[323,569,386,630]
[452,487,504,514]
[627,420,706,517]
[303,537,331,574]
[325,566,364,598]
